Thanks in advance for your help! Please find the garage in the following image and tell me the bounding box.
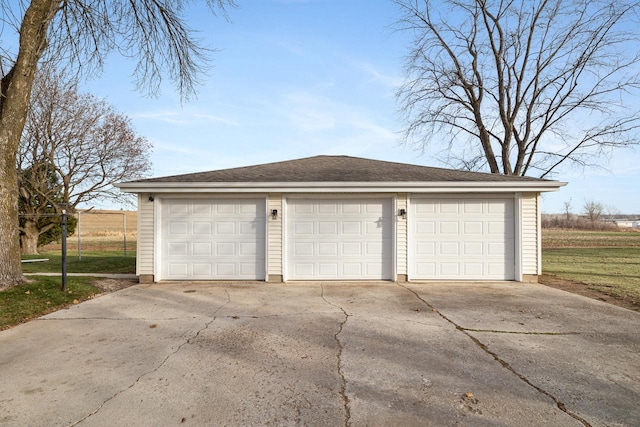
[117,155,564,283]
[286,198,393,280]
[159,198,266,280]
[409,196,515,280]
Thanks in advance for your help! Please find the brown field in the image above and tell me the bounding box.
[542,228,640,249]
[40,210,137,252]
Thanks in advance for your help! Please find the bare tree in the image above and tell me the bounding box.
[605,204,620,219]
[563,199,572,221]
[395,0,640,177]
[0,0,233,288]
[583,200,605,222]
[18,69,151,255]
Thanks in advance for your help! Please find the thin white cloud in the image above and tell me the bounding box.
[347,58,404,90]
[131,109,238,126]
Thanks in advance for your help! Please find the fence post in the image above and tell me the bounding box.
[61,209,68,292]
[123,212,127,257]
[77,211,82,261]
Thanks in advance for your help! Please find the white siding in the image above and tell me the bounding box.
[397,193,408,275]
[521,192,539,275]
[268,194,283,277]
[137,193,155,275]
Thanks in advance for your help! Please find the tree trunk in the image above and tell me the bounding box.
[0,145,24,288]
[0,0,58,289]
[20,219,41,256]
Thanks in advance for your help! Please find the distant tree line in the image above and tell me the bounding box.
[542,199,627,230]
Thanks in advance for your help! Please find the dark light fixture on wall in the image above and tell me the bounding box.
[148,195,155,202]
[271,209,278,220]
[398,208,407,219]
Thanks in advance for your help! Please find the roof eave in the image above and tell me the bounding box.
[115,180,567,193]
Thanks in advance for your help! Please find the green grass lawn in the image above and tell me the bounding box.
[0,276,102,330]
[21,251,136,274]
[542,239,640,306]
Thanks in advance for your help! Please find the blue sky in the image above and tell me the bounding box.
[78,0,639,214]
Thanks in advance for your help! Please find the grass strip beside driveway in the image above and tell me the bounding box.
[21,251,135,274]
[0,276,101,330]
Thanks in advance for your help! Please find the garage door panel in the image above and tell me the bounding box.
[168,242,188,256]
[319,242,338,255]
[416,242,435,255]
[239,242,258,255]
[319,263,338,276]
[416,262,436,275]
[464,221,483,234]
[411,197,515,280]
[342,222,361,234]
[416,221,435,234]
[192,204,211,215]
[319,222,338,235]
[440,222,459,234]
[294,263,314,276]
[293,203,314,214]
[193,242,212,255]
[464,242,483,255]
[161,198,265,280]
[318,204,338,214]
[169,222,188,235]
[193,263,212,276]
[366,242,383,255]
[293,222,314,235]
[287,199,392,280]
[465,263,483,275]
[343,203,361,213]
[216,263,235,276]
[440,263,460,275]
[488,241,509,255]
[440,201,459,214]
[342,242,362,255]
[169,203,189,215]
[440,242,460,255]
[464,202,483,213]
[416,202,435,214]
[193,222,211,234]
[294,242,314,256]
[215,242,235,255]
[343,263,362,276]
[168,263,188,276]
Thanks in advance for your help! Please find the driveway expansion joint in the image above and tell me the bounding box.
[70,290,232,426]
[396,283,593,427]
[320,284,352,427]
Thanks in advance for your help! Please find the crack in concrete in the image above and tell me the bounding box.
[70,290,232,426]
[320,284,352,427]
[396,283,592,427]
[462,328,580,336]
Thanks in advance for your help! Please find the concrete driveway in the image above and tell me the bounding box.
[0,282,638,427]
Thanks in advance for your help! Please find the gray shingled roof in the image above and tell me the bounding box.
[130,155,549,183]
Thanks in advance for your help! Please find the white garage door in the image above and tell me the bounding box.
[160,198,265,280]
[410,197,515,280]
[286,198,393,280]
